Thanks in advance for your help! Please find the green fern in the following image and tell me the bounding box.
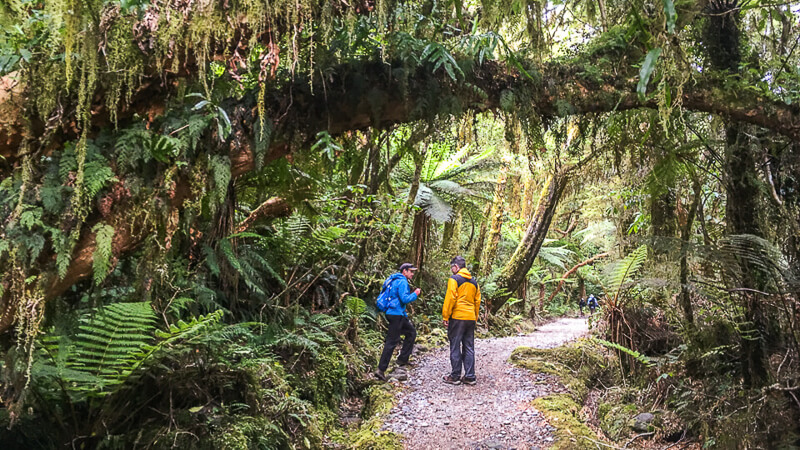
[92,223,115,285]
[209,155,231,205]
[83,157,116,199]
[421,42,464,80]
[344,297,367,318]
[36,303,223,396]
[591,337,654,367]
[603,245,647,306]
[114,124,152,171]
[43,302,159,393]
[311,225,347,244]
[310,313,341,330]
[714,234,795,293]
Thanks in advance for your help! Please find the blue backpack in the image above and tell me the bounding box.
[376,275,401,312]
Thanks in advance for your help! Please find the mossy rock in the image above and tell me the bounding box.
[510,339,615,402]
[532,394,597,449]
[362,384,396,418]
[332,384,403,449]
[598,402,638,440]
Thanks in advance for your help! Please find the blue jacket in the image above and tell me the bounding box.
[383,273,418,316]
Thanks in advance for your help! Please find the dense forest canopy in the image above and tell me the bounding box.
[0,0,799,448]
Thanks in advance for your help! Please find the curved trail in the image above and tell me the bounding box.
[384,317,590,450]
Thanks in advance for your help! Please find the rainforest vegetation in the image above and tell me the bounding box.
[0,0,799,448]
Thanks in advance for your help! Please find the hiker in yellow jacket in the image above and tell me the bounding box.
[441,256,481,386]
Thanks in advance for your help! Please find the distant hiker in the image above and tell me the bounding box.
[442,256,481,386]
[587,294,599,316]
[578,297,586,316]
[374,263,421,381]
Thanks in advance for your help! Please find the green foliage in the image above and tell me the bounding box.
[590,337,654,367]
[91,223,114,285]
[603,245,647,306]
[311,131,343,162]
[421,42,464,81]
[210,155,232,205]
[35,302,223,397]
[637,48,662,101]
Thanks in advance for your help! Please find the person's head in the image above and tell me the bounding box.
[449,256,466,274]
[398,263,418,280]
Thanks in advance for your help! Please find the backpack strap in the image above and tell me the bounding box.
[450,274,478,289]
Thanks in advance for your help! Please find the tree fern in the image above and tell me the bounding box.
[714,234,796,293]
[603,245,648,306]
[537,244,575,270]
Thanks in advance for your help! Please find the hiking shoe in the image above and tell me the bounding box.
[397,361,415,368]
[461,377,477,386]
[374,370,387,381]
[442,375,462,385]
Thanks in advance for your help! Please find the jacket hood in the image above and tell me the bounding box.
[388,273,407,282]
[456,268,472,279]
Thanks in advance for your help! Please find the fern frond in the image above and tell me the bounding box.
[604,245,647,305]
[209,155,231,205]
[92,223,115,285]
[35,303,223,398]
[591,337,654,367]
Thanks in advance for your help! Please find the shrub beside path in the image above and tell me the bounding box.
[383,317,590,449]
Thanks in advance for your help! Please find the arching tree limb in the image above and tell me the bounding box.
[4,54,800,332]
[234,197,291,234]
[544,252,610,305]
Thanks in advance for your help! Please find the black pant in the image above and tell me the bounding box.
[448,319,476,380]
[378,315,416,371]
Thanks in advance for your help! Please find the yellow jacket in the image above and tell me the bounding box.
[442,268,481,321]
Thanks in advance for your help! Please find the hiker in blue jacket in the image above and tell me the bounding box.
[587,294,599,316]
[375,263,421,381]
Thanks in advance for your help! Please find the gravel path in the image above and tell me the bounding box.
[384,317,590,450]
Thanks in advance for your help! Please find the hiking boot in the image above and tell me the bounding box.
[397,360,415,368]
[374,370,387,381]
[461,377,477,386]
[442,375,461,385]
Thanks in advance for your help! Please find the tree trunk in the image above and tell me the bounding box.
[493,172,568,313]
[450,209,463,256]
[726,123,770,387]
[409,211,430,277]
[702,1,771,387]
[679,178,702,327]
[519,176,533,222]
[650,188,677,255]
[387,149,424,257]
[481,162,510,274]
[471,203,491,272]
[442,218,456,251]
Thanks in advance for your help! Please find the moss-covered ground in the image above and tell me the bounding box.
[510,339,623,448]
